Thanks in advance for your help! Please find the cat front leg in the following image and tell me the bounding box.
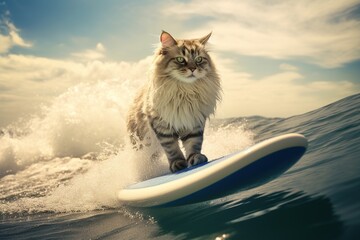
[156,133,187,172]
[149,117,187,172]
[181,129,208,167]
[160,135,187,172]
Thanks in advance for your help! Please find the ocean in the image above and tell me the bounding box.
[0,79,359,240]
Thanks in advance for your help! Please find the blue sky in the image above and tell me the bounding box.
[1,0,161,59]
[0,0,360,127]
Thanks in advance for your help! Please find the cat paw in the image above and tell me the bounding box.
[187,153,208,167]
[170,159,187,173]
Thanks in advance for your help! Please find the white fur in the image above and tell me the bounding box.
[147,72,220,132]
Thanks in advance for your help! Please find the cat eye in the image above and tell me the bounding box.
[195,56,203,63]
[176,57,186,64]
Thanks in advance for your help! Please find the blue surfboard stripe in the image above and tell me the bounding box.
[158,146,306,207]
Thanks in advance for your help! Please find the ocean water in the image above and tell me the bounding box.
[0,79,359,240]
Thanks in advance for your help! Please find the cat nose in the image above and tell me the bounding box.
[189,67,196,72]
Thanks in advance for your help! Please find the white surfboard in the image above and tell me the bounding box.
[118,133,308,207]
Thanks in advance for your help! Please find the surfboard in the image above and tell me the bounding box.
[118,133,308,207]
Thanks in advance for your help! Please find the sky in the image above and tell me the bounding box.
[0,0,359,127]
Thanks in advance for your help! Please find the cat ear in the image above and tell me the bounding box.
[160,31,177,48]
[199,32,212,45]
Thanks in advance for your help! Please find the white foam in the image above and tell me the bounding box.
[204,120,255,159]
[0,79,137,175]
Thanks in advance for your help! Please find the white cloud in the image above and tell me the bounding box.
[279,63,299,72]
[215,56,359,117]
[0,34,12,53]
[0,18,32,53]
[95,42,106,52]
[72,42,107,60]
[7,22,32,48]
[165,0,360,68]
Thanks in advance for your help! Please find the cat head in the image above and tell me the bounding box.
[155,31,214,84]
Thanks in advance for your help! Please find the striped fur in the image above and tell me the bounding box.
[127,31,221,172]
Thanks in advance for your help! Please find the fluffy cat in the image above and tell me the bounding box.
[127,31,221,172]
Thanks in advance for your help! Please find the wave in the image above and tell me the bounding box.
[1,76,358,215]
[0,79,254,214]
[1,74,359,239]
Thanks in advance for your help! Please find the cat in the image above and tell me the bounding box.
[127,31,221,172]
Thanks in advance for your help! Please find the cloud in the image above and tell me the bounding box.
[0,17,32,53]
[72,43,107,60]
[7,21,32,48]
[95,43,105,52]
[215,56,359,117]
[165,0,360,68]
[279,63,299,72]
